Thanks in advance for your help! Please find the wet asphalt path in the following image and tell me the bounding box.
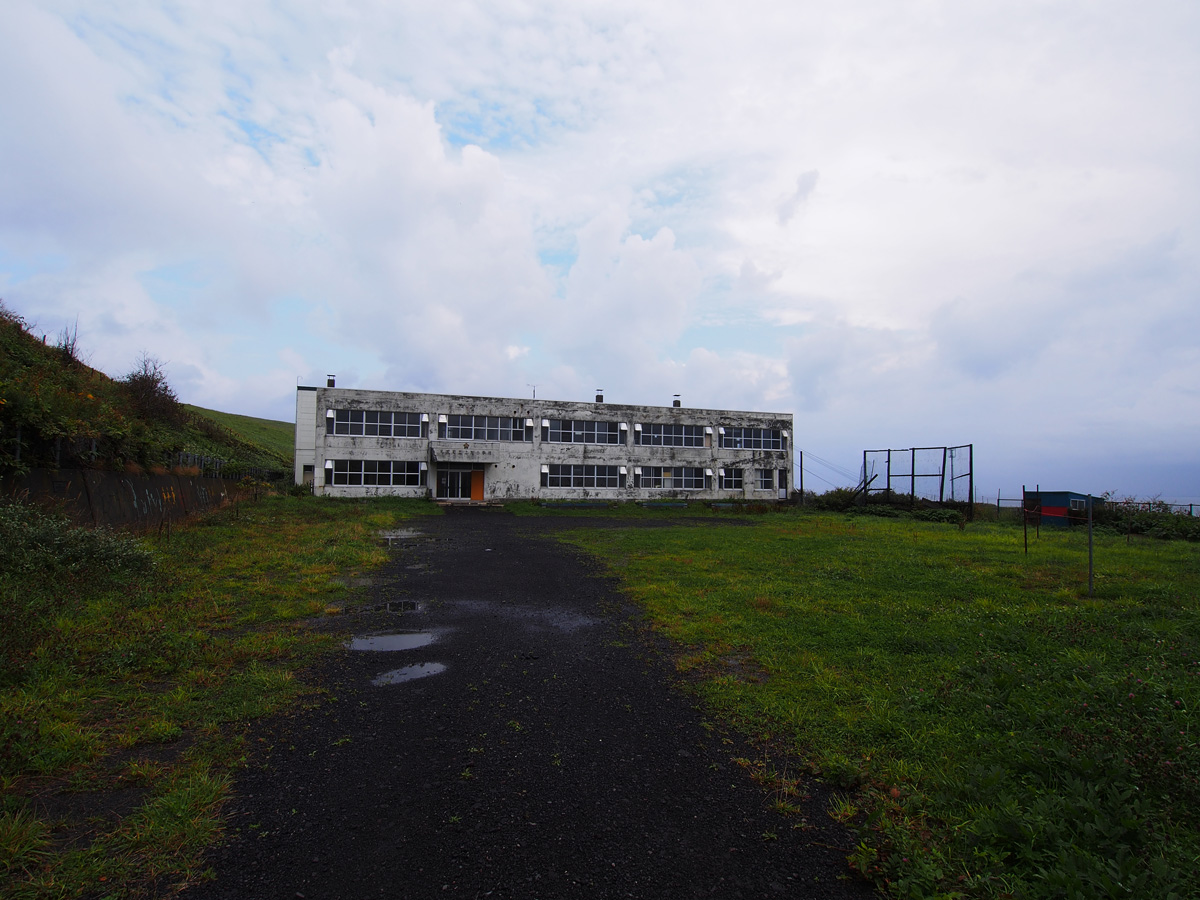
[185,509,877,900]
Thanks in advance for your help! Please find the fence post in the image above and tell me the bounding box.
[910,448,916,508]
[968,445,974,522]
[1088,494,1094,597]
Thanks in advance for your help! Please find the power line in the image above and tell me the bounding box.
[800,466,842,488]
[799,449,858,481]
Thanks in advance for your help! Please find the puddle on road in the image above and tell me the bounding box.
[447,600,597,633]
[379,528,423,546]
[347,632,436,652]
[372,663,447,685]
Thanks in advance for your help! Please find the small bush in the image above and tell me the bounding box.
[810,487,859,511]
[122,354,186,427]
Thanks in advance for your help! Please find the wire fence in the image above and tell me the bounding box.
[862,444,974,505]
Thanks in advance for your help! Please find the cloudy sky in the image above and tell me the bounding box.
[2,1,1197,501]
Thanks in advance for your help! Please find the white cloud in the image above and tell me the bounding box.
[0,0,1197,498]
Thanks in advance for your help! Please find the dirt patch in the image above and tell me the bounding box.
[183,508,877,899]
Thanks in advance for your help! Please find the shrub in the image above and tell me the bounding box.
[810,487,859,511]
[122,354,186,427]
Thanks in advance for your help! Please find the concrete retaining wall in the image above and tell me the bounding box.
[2,468,230,530]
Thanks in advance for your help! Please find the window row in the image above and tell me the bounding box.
[329,410,426,437]
[541,464,625,488]
[325,409,786,451]
[440,415,532,442]
[635,423,706,446]
[719,427,785,450]
[539,465,711,490]
[328,459,425,486]
[325,460,786,491]
[543,419,624,444]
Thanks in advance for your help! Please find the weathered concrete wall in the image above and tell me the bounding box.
[2,469,230,530]
[298,387,794,502]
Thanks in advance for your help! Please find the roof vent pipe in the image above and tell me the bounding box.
[327,375,336,388]
[595,389,604,403]
[673,394,681,408]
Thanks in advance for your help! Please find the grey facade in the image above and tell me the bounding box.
[295,385,793,502]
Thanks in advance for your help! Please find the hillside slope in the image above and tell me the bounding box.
[186,405,294,463]
[0,301,289,477]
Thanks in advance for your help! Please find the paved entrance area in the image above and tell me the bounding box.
[186,509,877,900]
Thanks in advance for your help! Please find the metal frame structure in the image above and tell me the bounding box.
[861,444,973,507]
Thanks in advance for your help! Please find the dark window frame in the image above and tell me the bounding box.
[719,427,785,450]
[330,459,424,486]
[635,423,705,447]
[543,419,623,445]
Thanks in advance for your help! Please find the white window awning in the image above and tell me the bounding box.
[525,418,534,427]
[419,462,427,471]
[633,423,643,430]
[540,464,550,474]
[705,469,713,476]
[325,409,335,418]
[717,426,726,434]
[633,467,642,475]
[438,414,448,423]
[421,413,430,422]
[324,459,333,469]
[619,422,628,430]
[619,466,628,475]
[704,426,713,434]
[718,468,726,476]
[541,418,550,427]
[782,429,790,438]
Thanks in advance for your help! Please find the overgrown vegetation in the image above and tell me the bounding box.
[561,512,1200,898]
[0,301,290,478]
[0,503,156,679]
[1093,497,1200,542]
[0,494,438,898]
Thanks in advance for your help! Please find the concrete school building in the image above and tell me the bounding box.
[294,380,794,502]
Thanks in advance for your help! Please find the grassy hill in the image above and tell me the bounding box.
[0,301,289,478]
[186,405,295,468]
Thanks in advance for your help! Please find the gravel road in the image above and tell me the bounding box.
[184,508,878,900]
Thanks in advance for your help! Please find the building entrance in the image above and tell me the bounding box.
[436,466,484,500]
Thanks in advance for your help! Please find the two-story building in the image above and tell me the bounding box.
[295,381,793,503]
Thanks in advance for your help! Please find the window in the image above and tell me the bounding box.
[756,469,774,490]
[331,410,424,438]
[720,468,743,489]
[635,423,705,447]
[543,464,622,488]
[441,415,530,441]
[330,460,424,486]
[719,427,785,450]
[638,467,705,489]
[1070,498,1087,511]
[544,419,622,444]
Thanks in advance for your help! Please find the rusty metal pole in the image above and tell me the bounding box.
[1088,494,1094,597]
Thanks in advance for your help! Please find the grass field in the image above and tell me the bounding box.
[185,405,295,466]
[562,513,1200,899]
[0,495,438,899]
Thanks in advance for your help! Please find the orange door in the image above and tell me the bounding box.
[470,470,484,501]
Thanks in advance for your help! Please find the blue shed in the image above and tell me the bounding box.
[1025,490,1103,527]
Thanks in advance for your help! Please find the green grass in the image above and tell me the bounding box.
[560,513,1200,899]
[504,499,788,518]
[0,494,439,899]
[185,405,295,465]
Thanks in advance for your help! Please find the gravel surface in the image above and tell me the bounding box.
[184,508,879,900]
